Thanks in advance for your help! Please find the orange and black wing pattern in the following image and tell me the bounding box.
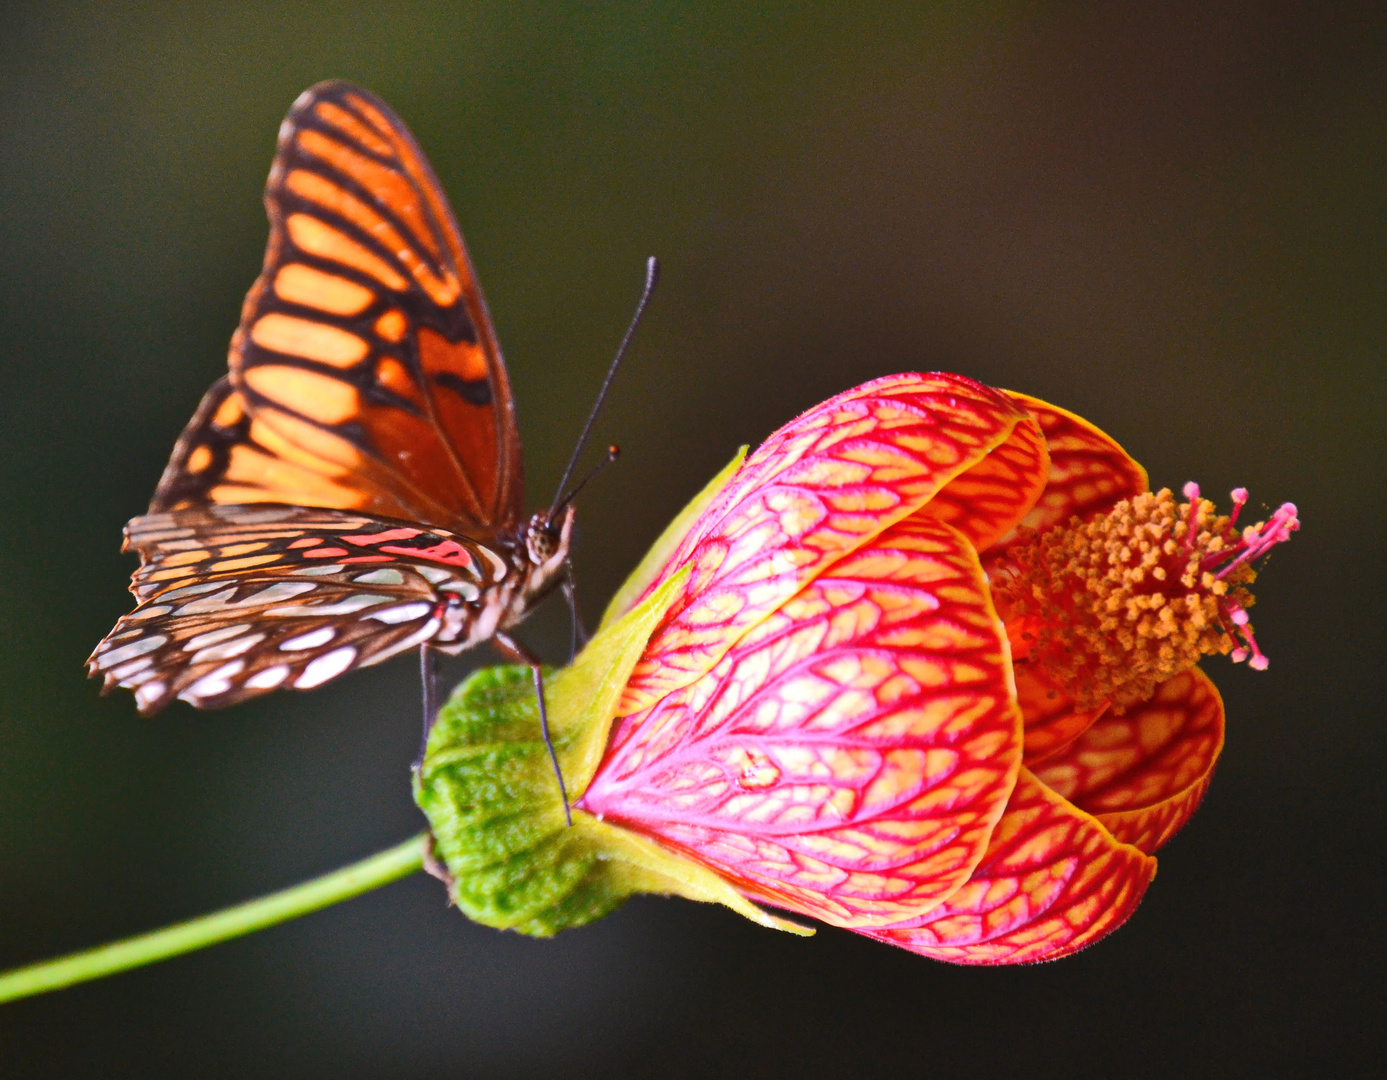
[89,82,539,715]
[153,81,523,534]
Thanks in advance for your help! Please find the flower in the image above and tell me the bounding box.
[416,373,1297,964]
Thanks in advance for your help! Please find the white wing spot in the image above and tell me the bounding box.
[353,568,405,586]
[246,665,290,690]
[185,660,246,699]
[111,657,153,679]
[415,565,453,584]
[98,635,167,667]
[157,539,205,552]
[135,681,167,710]
[267,594,391,616]
[175,587,238,614]
[478,547,509,580]
[242,581,318,605]
[295,647,357,688]
[440,580,480,601]
[159,581,227,601]
[185,625,253,651]
[128,604,173,621]
[290,564,345,576]
[191,633,266,663]
[391,616,441,653]
[367,602,433,624]
[215,506,293,524]
[280,626,335,651]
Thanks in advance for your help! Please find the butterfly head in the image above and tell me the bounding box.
[523,503,575,587]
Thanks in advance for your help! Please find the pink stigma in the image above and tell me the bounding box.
[1200,491,1298,672]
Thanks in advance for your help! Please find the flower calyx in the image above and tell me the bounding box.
[413,565,809,939]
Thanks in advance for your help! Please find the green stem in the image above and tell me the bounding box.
[0,832,427,1005]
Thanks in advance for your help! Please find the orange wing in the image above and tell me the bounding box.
[153,81,523,534]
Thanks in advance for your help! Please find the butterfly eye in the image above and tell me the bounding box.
[525,518,557,565]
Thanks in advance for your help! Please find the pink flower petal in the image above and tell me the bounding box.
[1033,666,1225,854]
[582,514,1023,928]
[915,412,1049,552]
[982,392,1149,558]
[619,373,1037,716]
[858,769,1156,964]
[1012,662,1108,766]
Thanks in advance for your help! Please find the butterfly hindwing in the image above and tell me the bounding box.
[153,81,523,532]
[89,504,513,714]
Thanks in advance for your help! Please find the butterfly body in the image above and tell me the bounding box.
[88,81,573,714]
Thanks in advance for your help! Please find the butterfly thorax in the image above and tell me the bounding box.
[444,504,575,653]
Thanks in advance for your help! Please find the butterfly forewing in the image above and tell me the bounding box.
[89,82,566,716]
[153,81,522,533]
[84,75,623,880]
[90,504,514,714]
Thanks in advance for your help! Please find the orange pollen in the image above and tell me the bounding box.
[990,484,1299,710]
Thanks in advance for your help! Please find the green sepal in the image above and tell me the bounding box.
[549,567,690,800]
[414,566,812,939]
[598,445,747,630]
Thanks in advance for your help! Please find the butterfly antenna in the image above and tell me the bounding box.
[550,256,659,514]
[551,444,620,523]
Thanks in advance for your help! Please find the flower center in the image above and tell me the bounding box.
[990,485,1298,710]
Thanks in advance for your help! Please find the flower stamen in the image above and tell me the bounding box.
[1199,500,1300,580]
[990,486,1297,710]
[1182,481,1202,555]
[1228,486,1249,529]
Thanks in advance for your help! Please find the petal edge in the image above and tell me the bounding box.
[857,768,1156,964]
[1033,666,1225,854]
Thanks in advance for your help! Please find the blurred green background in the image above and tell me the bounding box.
[1,2,1382,1076]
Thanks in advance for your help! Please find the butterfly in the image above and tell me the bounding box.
[87,81,588,725]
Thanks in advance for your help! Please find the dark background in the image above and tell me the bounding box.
[1,2,1382,1076]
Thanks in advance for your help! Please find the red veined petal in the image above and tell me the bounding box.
[618,373,1035,716]
[1031,666,1225,854]
[1013,663,1108,766]
[914,407,1049,552]
[857,768,1156,964]
[581,514,1023,928]
[982,392,1148,558]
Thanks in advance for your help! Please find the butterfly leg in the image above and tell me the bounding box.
[561,560,589,660]
[417,643,438,767]
[492,631,572,826]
